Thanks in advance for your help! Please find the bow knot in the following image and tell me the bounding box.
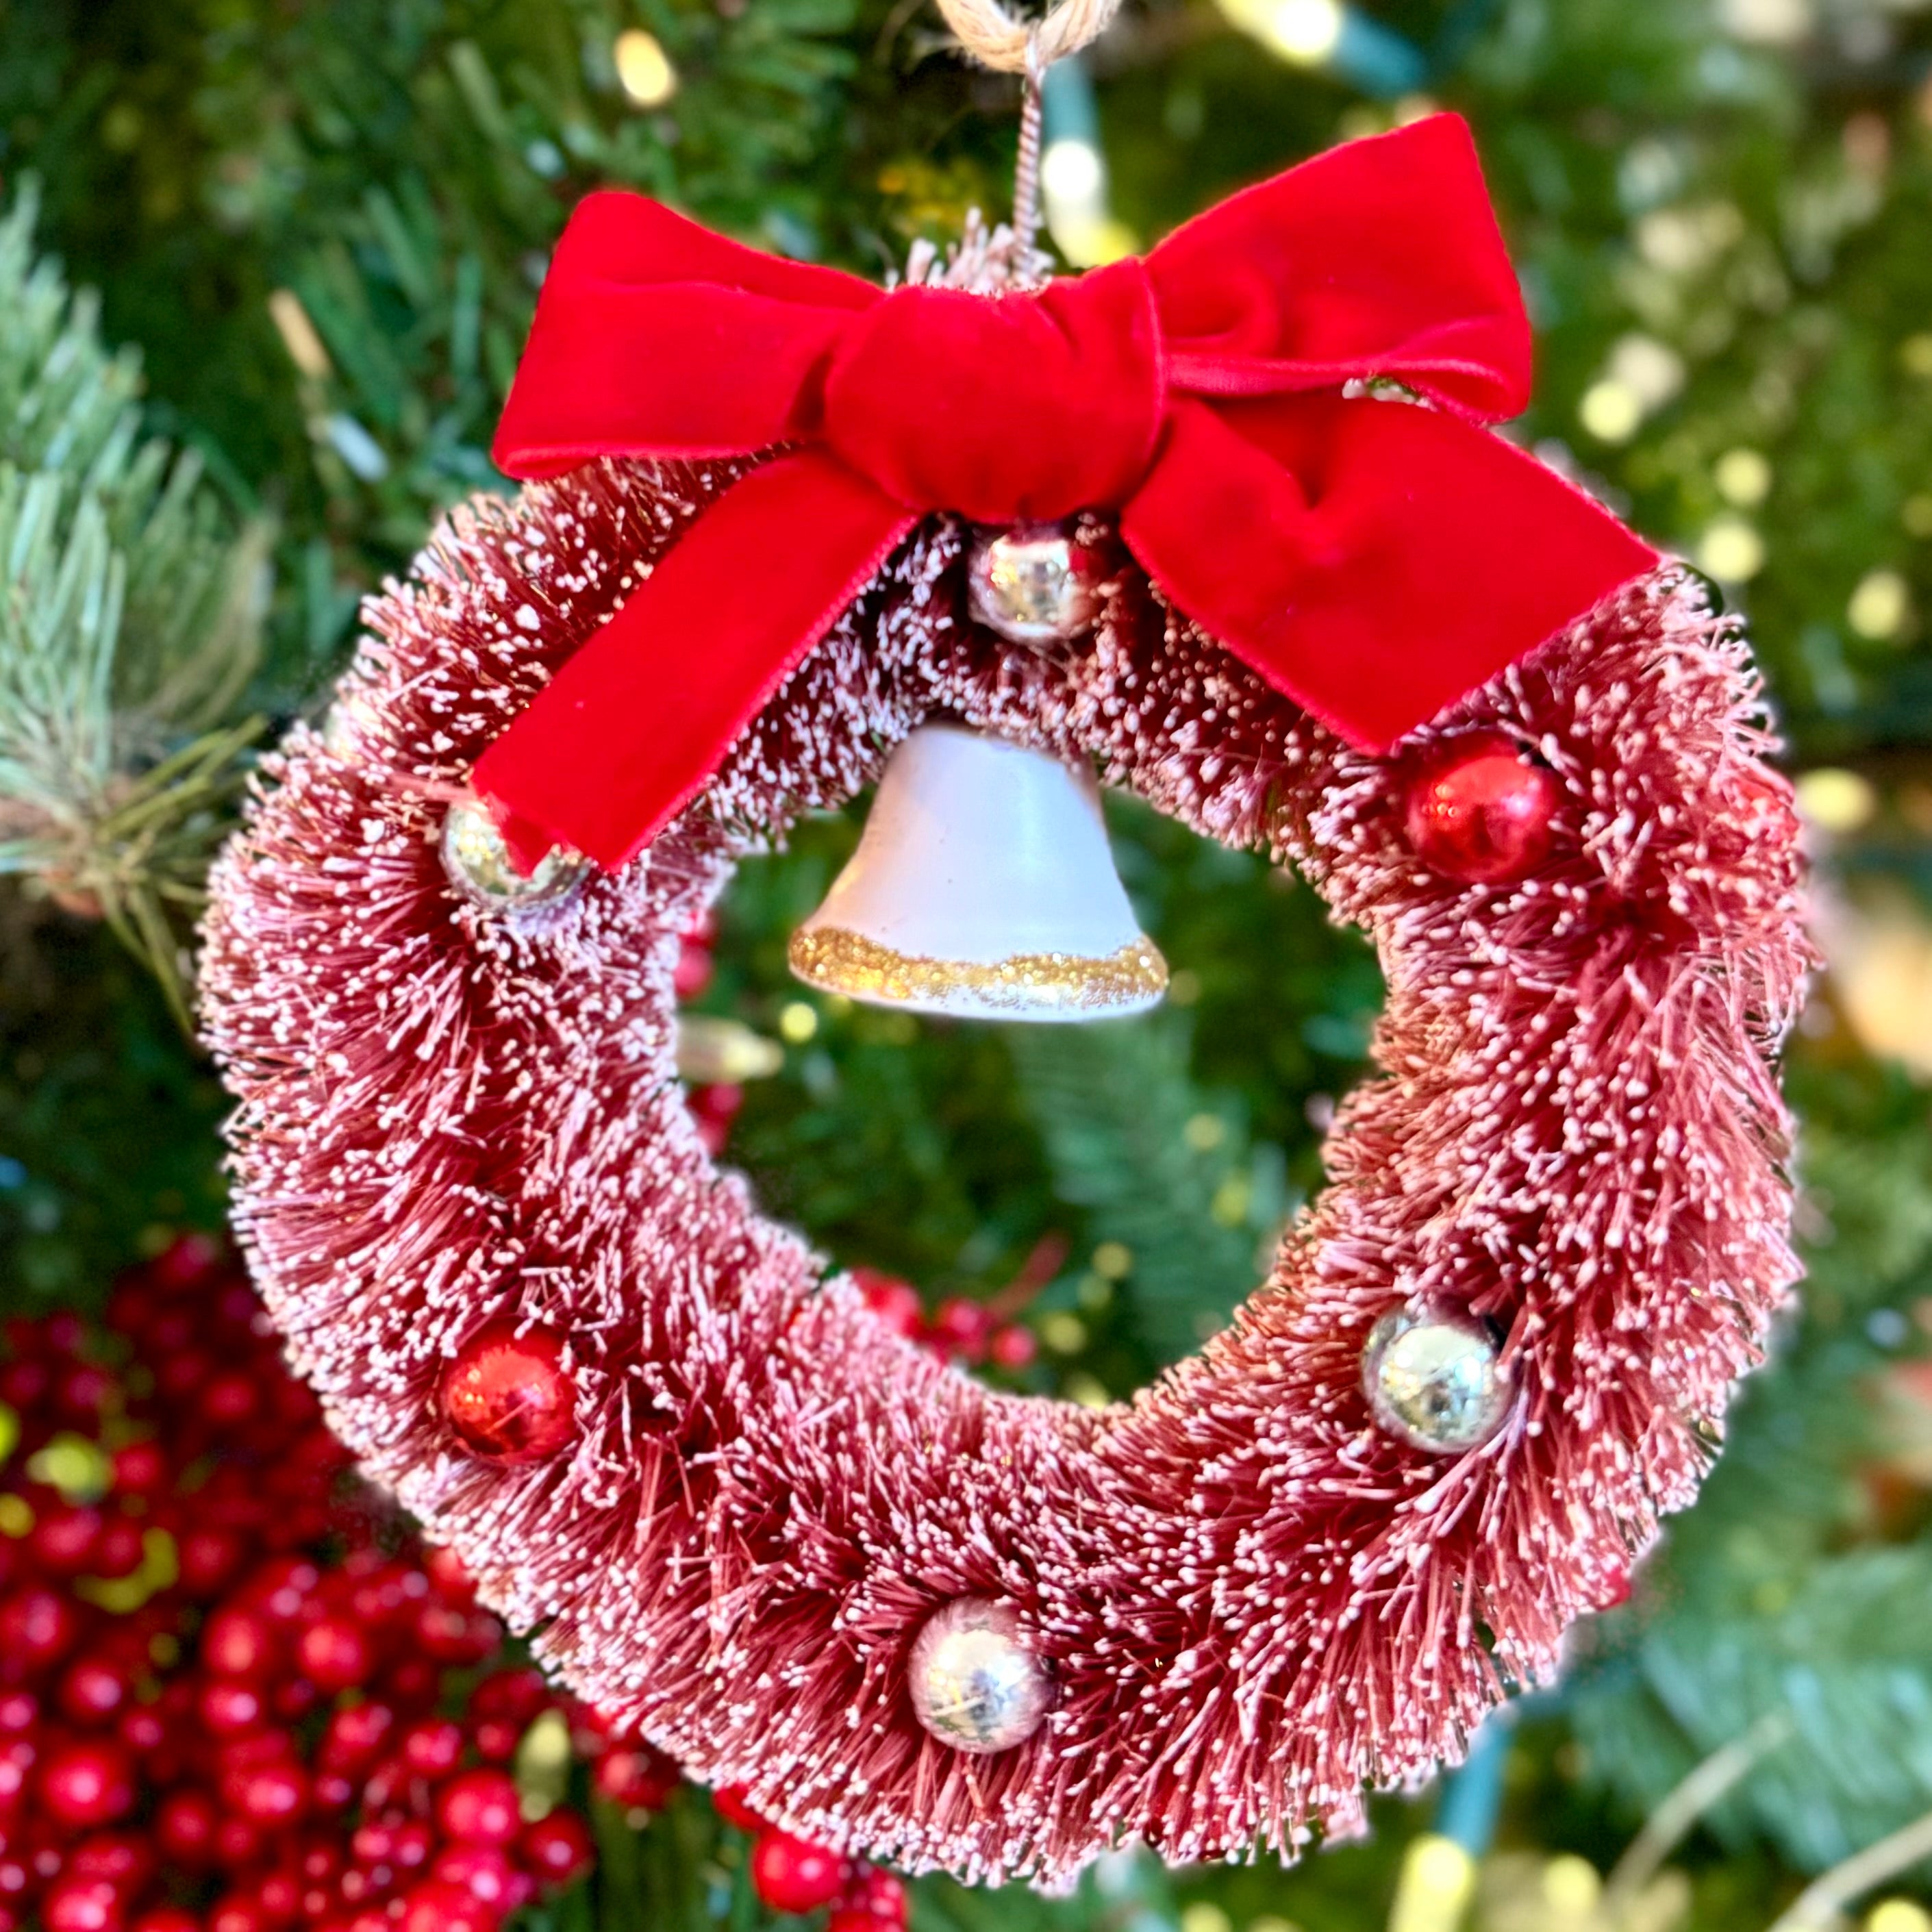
[817,265,1162,521]
[476,114,1655,873]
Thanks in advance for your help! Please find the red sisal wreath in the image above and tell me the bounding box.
[200,116,1807,1884]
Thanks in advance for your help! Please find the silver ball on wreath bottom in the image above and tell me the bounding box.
[966,522,1102,647]
[907,1596,1054,1754]
[1362,1307,1511,1454]
[440,796,589,915]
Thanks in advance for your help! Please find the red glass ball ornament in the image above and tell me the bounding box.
[749,1830,849,1914]
[40,1741,136,1828]
[518,1811,594,1887]
[1403,733,1558,885]
[435,1768,522,1846]
[438,1325,577,1464]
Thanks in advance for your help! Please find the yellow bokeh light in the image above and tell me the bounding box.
[1868,1901,1932,1932]
[777,999,819,1044]
[614,29,677,108]
[1714,446,1772,507]
[1796,767,1877,834]
[1696,514,1765,584]
[1848,567,1910,640]
[1579,378,1642,443]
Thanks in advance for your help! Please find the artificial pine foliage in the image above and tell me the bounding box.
[6,1,1932,1929]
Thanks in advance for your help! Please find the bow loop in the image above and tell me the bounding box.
[475,114,1656,872]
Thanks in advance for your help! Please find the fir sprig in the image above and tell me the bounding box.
[0,183,268,1022]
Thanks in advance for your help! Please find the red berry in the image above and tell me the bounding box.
[207,1898,265,1932]
[399,1719,463,1777]
[31,1506,104,1577]
[518,1808,595,1886]
[297,1616,371,1693]
[673,944,714,999]
[153,1233,223,1288]
[132,1911,203,1932]
[853,1270,923,1338]
[1403,733,1558,885]
[110,1441,168,1497]
[421,1548,476,1607]
[41,1874,123,1932]
[397,1883,495,1932]
[320,1701,395,1773]
[229,1758,307,1829]
[592,1745,678,1813]
[199,1679,268,1737]
[58,1657,132,1728]
[246,1559,321,1624]
[157,1788,221,1865]
[438,1325,577,1465]
[749,1829,849,1914]
[927,1297,994,1362]
[989,1324,1037,1369]
[471,1719,520,1764]
[390,1822,434,1873]
[412,1604,497,1667]
[40,1740,136,1827]
[88,1518,146,1581]
[201,1607,277,1679]
[212,1813,262,1870]
[431,1844,530,1912]
[712,1784,766,1831]
[176,1529,247,1599]
[436,1768,521,1846]
[0,1737,36,1809]
[70,1834,153,1891]
[838,1865,909,1926]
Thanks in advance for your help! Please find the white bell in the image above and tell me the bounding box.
[788,724,1167,1022]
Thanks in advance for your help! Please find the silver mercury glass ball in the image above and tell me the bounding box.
[966,522,1102,647]
[440,796,590,915]
[907,1596,1055,1755]
[1362,1307,1511,1454]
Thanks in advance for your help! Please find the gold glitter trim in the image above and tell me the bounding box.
[788,927,1168,1014]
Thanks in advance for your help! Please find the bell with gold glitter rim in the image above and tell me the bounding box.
[787,723,1167,1022]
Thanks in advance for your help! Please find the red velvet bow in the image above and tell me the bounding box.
[477,113,1655,871]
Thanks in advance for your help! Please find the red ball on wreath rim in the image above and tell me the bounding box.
[1403,731,1558,885]
[438,1322,577,1464]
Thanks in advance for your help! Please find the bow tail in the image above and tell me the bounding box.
[1122,396,1659,753]
[474,454,916,872]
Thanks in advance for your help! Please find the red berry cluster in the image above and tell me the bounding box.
[716,1790,906,1932]
[852,1271,1035,1371]
[0,1239,679,1932]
